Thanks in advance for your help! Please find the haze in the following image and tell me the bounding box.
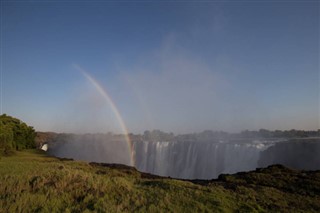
[1,1,319,134]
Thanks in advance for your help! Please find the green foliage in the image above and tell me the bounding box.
[0,114,36,153]
[0,150,320,212]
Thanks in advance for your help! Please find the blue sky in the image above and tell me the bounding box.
[1,1,319,133]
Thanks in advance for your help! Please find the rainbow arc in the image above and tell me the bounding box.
[73,64,134,166]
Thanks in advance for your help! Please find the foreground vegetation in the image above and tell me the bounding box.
[0,150,319,212]
[0,114,36,153]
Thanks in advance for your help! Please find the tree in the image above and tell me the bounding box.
[0,114,36,153]
[0,123,14,149]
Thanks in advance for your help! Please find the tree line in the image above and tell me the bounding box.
[0,114,36,153]
[128,129,320,142]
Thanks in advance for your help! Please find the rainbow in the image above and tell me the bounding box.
[73,64,134,166]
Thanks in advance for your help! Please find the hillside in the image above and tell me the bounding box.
[0,150,319,212]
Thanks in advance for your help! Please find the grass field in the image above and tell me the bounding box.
[0,149,319,212]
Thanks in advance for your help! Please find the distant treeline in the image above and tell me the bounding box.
[0,114,36,153]
[128,129,320,142]
[37,128,320,145]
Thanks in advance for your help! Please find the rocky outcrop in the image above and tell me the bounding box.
[258,138,320,170]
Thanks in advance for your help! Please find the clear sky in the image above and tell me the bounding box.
[1,0,319,134]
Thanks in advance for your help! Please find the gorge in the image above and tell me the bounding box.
[40,131,320,179]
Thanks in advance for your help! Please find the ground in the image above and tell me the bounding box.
[0,150,319,212]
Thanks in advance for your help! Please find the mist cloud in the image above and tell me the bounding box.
[117,33,238,133]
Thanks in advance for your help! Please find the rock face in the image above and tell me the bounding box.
[133,141,269,179]
[35,132,58,148]
[258,139,320,170]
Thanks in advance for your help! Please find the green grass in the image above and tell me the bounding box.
[0,150,319,212]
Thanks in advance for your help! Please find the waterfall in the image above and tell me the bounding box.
[133,140,269,179]
[45,134,319,179]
